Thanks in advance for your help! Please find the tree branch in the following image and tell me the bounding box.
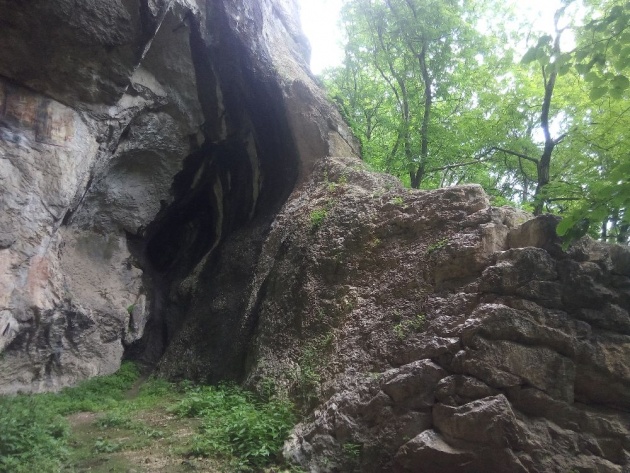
[491,147,539,164]
[426,159,488,173]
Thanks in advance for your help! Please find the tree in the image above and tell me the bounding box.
[324,0,630,244]
[326,0,511,189]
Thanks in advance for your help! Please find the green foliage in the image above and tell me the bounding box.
[96,411,137,429]
[325,0,630,242]
[0,398,69,473]
[390,196,405,206]
[173,384,296,471]
[573,1,630,100]
[0,362,141,473]
[310,208,328,230]
[557,160,630,245]
[292,334,334,409]
[47,361,140,414]
[393,314,426,339]
[342,442,362,459]
[0,366,298,472]
[426,238,449,254]
[93,437,123,454]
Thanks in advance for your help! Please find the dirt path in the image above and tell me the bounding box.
[65,386,222,472]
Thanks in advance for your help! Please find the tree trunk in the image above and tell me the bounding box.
[413,41,432,190]
[533,24,561,215]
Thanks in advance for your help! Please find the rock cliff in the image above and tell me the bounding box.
[1,1,629,472]
[0,0,357,392]
[248,157,630,472]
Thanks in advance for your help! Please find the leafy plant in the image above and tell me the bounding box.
[342,442,362,458]
[393,314,426,339]
[173,384,296,471]
[0,397,69,473]
[310,208,328,230]
[96,411,137,429]
[93,438,123,454]
[291,334,335,410]
[0,362,141,473]
[426,238,449,254]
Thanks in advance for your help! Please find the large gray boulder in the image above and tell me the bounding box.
[244,157,630,473]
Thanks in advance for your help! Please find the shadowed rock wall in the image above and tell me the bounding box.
[0,0,358,393]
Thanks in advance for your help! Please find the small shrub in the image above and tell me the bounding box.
[342,442,362,458]
[310,208,328,229]
[93,438,123,454]
[393,314,426,339]
[426,238,449,254]
[174,385,296,471]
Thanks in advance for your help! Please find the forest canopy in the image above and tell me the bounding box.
[321,0,630,244]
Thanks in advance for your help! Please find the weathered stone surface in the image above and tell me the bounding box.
[395,430,478,473]
[235,157,630,472]
[0,0,358,392]
[381,360,447,409]
[433,395,526,448]
[1,1,630,472]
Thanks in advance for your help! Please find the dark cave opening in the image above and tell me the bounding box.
[124,2,300,378]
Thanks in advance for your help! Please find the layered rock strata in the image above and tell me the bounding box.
[243,157,630,473]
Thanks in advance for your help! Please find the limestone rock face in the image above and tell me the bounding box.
[243,157,630,473]
[0,0,357,393]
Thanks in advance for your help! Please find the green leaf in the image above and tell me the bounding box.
[521,47,538,64]
[556,215,578,237]
[609,5,624,20]
[610,87,625,99]
[558,64,572,76]
[589,86,608,101]
[611,75,630,91]
[584,71,602,83]
[575,63,589,74]
[575,49,589,62]
[614,50,630,71]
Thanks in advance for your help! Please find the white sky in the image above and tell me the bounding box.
[298,0,345,74]
[297,0,572,75]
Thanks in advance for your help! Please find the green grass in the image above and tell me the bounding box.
[0,363,299,473]
[0,362,141,473]
[172,384,296,471]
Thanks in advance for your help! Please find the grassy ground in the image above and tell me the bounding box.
[0,363,301,473]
